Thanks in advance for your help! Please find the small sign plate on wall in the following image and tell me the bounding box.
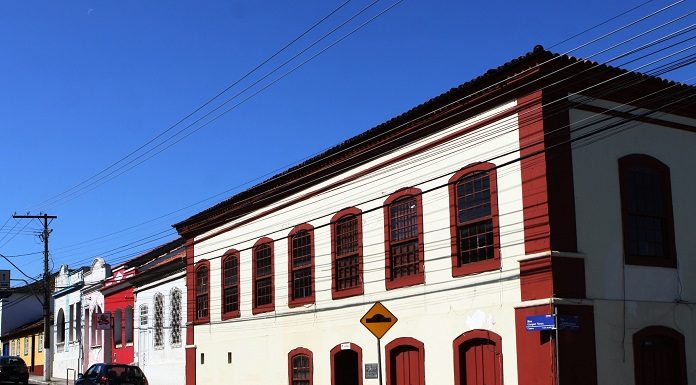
[341,342,351,350]
[364,363,379,379]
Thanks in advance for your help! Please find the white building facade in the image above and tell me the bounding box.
[80,258,111,371]
[174,47,696,385]
[132,257,186,385]
[52,265,87,378]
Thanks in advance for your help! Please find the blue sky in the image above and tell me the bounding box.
[0,0,693,282]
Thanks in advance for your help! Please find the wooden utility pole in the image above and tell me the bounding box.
[13,213,56,381]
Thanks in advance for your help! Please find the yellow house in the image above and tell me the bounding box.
[1,317,45,376]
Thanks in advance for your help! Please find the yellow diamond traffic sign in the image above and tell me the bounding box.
[360,302,397,339]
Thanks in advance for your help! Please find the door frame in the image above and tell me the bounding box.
[385,337,425,385]
[330,343,363,385]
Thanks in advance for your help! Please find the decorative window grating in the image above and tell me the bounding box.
[154,293,164,349]
[139,305,148,328]
[291,354,311,385]
[170,289,182,346]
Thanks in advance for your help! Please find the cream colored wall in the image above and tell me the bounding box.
[570,100,696,385]
[193,100,527,384]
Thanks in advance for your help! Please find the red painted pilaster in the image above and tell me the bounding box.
[185,238,196,385]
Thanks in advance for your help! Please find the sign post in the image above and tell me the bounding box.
[360,302,397,385]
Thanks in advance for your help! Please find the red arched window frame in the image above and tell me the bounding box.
[633,326,686,385]
[384,188,425,290]
[194,260,210,324]
[288,224,316,307]
[452,329,503,385]
[331,207,364,299]
[385,337,425,385]
[288,347,313,385]
[330,342,363,385]
[448,162,501,277]
[221,249,240,320]
[252,238,275,315]
[619,154,676,267]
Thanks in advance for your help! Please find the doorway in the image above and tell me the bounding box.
[331,343,362,385]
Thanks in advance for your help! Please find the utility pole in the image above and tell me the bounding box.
[13,213,56,382]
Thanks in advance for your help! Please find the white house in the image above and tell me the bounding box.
[52,265,88,379]
[173,46,696,385]
[132,252,186,385]
[80,258,111,371]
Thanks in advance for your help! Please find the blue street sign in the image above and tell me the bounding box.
[526,315,556,331]
[558,315,580,330]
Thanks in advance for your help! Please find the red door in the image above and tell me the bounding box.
[459,338,500,385]
[390,346,423,385]
[634,328,686,385]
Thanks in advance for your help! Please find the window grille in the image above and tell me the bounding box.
[254,244,273,308]
[290,230,312,300]
[223,255,239,314]
[456,171,494,265]
[154,293,164,349]
[291,354,311,385]
[24,337,28,355]
[139,305,148,328]
[195,265,209,320]
[335,215,360,291]
[619,155,675,266]
[389,196,420,279]
[170,289,181,345]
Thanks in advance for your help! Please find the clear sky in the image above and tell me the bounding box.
[0,0,693,283]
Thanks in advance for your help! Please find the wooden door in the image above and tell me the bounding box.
[635,333,685,385]
[458,338,500,385]
[390,346,423,385]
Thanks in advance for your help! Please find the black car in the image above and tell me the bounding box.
[76,364,148,385]
[0,356,28,385]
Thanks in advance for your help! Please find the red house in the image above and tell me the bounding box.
[102,265,137,364]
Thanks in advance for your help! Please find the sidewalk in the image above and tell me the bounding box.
[28,374,75,385]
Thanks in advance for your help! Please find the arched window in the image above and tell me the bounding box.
[253,238,274,314]
[385,337,425,385]
[453,329,503,385]
[288,224,315,307]
[170,288,182,346]
[448,163,501,276]
[633,326,686,385]
[114,309,122,345]
[154,293,164,349]
[288,347,313,385]
[124,305,134,344]
[384,188,425,289]
[331,208,364,299]
[57,309,66,343]
[619,154,676,267]
[195,260,210,322]
[221,250,240,320]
